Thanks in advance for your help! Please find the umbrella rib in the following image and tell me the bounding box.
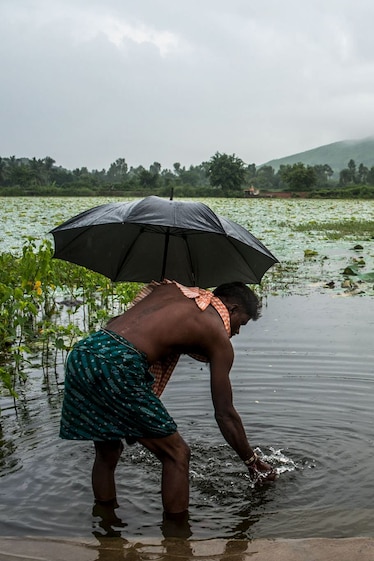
[227,237,274,283]
[160,231,195,285]
[114,226,144,281]
[52,226,93,257]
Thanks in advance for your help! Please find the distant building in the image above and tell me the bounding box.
[244,185,260,197]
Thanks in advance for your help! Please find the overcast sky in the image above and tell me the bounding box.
[1,0,374,171]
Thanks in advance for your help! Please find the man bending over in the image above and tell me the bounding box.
[60,280,276,517]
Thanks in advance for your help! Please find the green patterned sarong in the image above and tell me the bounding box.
[59,329,177,443]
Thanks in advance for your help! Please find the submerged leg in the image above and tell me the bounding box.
[92,440,124,503]
[138,432,191,514]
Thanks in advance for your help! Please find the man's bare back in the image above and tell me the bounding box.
[107,283,232,364]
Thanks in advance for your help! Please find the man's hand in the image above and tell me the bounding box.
[248,457,277,484]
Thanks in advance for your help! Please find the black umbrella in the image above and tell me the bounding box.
[49,196,278,288]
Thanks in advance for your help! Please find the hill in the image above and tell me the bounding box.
[262,136,374,174]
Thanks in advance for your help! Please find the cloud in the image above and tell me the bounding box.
[1,0,374,170]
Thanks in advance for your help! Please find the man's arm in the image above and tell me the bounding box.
[210,346,254,460]
[209,345,276,482]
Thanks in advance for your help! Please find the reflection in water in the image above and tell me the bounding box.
[0,362,63,478]
[90,489,273,560]
[91,503,256,560]
[0,424,19,474]
[92,509,195,561]
[92,502,192,540]
[92,500,128,538]
[92,534,251,561]
[91,535,128,561]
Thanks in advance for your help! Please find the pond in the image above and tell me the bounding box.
[2,196,374,297]
[0,197,374,541]
[1,293,373,540]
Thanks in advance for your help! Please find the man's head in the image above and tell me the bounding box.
[213,282,261,336]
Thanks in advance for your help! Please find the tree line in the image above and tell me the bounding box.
[0,153,374,198]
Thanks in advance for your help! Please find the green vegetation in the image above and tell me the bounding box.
[279,163,317,192]
[310,185,374,199]
[0,238,141,407]
[206,152,246,195]
[294,219,374,239]
[1,151,374,198]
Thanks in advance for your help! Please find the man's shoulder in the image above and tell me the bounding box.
[189,304,231,345]
[140,284,229,339]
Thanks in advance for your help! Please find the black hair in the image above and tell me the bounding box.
[213,282,261,321]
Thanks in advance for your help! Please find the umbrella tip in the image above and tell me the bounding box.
[169,187,174,201]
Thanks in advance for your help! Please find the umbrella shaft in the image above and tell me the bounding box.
[161,228,170,281]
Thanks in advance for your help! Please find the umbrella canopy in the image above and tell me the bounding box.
[49,196,279,288]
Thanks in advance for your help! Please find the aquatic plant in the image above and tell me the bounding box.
[294,218,374,239]
[0,239,140,408]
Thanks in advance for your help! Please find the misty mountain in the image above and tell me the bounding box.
[261,137,374,173]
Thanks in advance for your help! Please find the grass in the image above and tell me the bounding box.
[293,219,374,239]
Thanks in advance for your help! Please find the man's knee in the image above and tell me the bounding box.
[94,440,123,468]
[164,435,191,466]
[139,433,191,465]
[175,439,191,464]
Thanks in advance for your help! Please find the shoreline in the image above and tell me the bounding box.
[0,536,373,560]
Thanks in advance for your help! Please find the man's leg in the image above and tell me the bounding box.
[92,440,123,503]
[138,432,190,514]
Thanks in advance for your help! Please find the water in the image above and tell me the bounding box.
[0,293,373,540]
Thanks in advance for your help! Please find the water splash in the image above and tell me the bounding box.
[256,446,298,475]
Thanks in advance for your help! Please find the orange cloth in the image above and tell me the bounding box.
[130,280,231,396]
